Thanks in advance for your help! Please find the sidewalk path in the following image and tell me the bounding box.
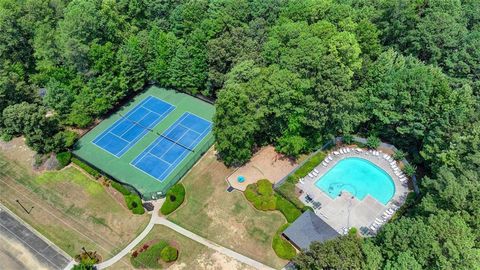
[95,199,276,270]
[154,216,275,270]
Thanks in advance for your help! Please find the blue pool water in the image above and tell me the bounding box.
[314,157,395,205]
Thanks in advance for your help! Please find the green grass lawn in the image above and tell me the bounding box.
[168,148,288,269]
[107,225,254,270]
[0,149,149,259]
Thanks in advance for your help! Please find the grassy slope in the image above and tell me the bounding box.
[108,225,254,270]
[0,151,149,259]
[168,148,287,269]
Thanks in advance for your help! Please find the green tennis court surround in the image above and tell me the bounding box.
[73,86,215,199]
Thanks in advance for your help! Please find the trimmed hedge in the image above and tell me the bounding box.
[244,180,276,211]
[160,246,178,262]
[275,194,301,223]
[292,151,326,179]
[56,152,72,168]
[72,157,100,179]
[272,224,296,260]
[125,194,145,215]
[111,181,131,196]
[160,184,186,215]
[131,241,168,268]
[276,180,305,210]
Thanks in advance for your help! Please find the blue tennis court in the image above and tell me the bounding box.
[93,96,174,157]
[131,112,212,181]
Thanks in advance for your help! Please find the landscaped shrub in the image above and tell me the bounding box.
[160,246,178,262]
[257,179,274,196]
[275,194,301,223]
[244,180,276,211]
[0,133,13,142]
[293,151,326,179]
[403,164,417,177]
[56,152,72,168]
[272,223,296,260]
[72,157,100,178]
[343,134,354,144]
[393,150,406,161]
[131,241,168,268]
[366,135,380,149]
[160,184,186,215]
[111,181,131,196]
[125,194,145,215]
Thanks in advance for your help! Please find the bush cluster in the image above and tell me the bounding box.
[292,151,327,179]
[160,246,178,262]
[366,135,380,149]
[131,241,168,268]
[125,194,145,215]
[275,194,302,223]
[111,181,131,196]
[71,157,100,178]
[272,224,296,260]
[244,179,276,211]
[56,151,72,168]
[160,184,186,215]
[130,241,178,268]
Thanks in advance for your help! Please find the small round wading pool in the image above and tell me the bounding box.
[315,157,395,205]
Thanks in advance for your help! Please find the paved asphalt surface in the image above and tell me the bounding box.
[0,207,71,270]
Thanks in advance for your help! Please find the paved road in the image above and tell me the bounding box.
[0,205,72,270]
[96,199,276,270]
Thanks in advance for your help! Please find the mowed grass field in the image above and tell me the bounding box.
[0,142,149,262]
[168,147,288,269]
[108,225,254,270]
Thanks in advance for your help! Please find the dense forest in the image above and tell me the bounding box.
[0,0,479,269]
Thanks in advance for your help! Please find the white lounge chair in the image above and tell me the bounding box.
[328,156,333,161]
[308,173,314,178]
[347,148,351,153]
[314,168,319,174]
[333,151,339,155]
[322,161,327,167]
[375,218,384,224]
[312,171,318,176]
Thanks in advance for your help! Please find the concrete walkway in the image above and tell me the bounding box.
[154,217,275,270]
[95,199,276,270]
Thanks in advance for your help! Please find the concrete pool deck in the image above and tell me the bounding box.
[296,148,410,235]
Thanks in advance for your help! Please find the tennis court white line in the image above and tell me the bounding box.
[91,96,154,157]
[92,96,153,146]
[131,112,191,166]
[92,96,176,158]
[130,112,212,181]
[154,126,196,179]
[111,100,175,156]
[177,123,202,135]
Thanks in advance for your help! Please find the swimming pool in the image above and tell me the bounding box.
[315,157,395,205]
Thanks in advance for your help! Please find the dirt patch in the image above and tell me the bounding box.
[0,137,36,170]
[227,146,298,191]
[195,252,255,270]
